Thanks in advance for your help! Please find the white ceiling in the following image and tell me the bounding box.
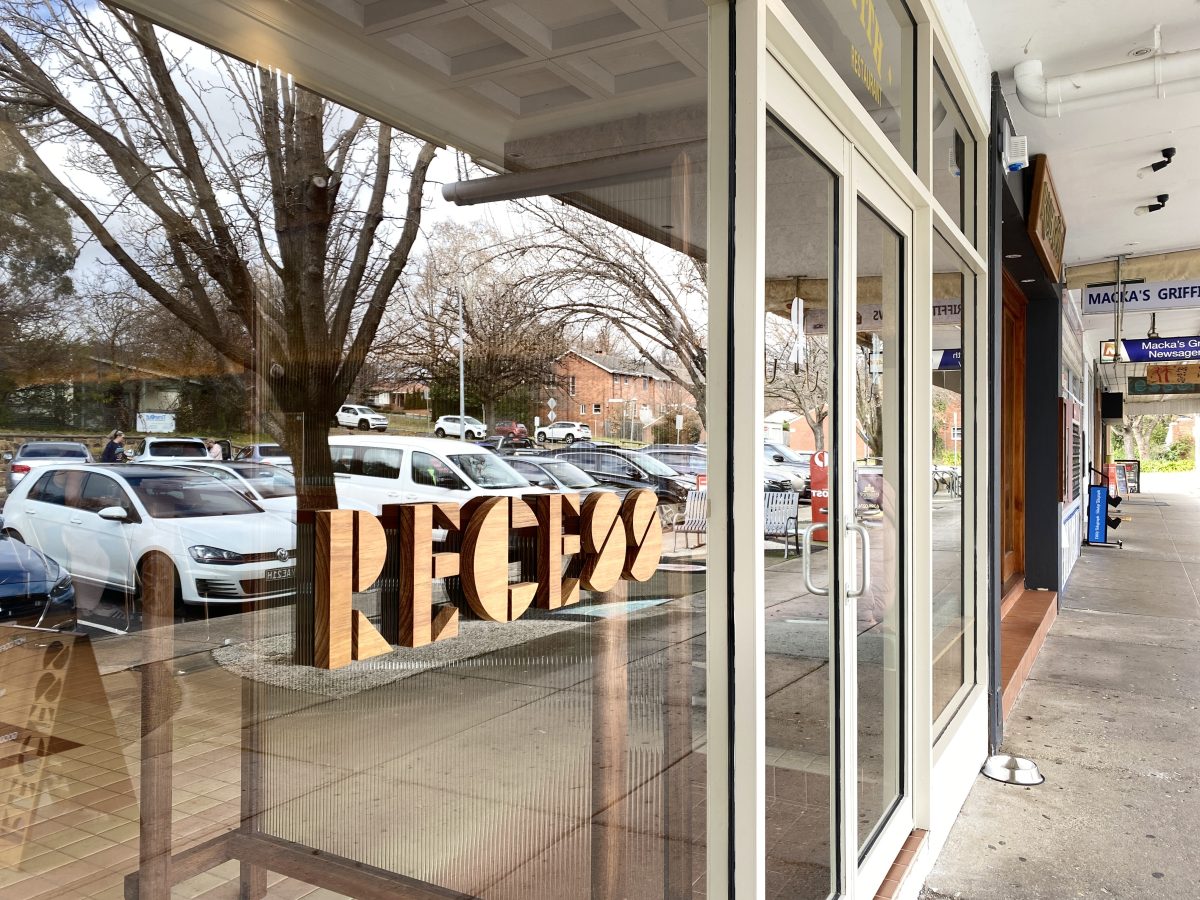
[966,0,1200,267]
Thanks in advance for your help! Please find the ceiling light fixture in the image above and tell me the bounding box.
[1134,193,1170,215]
[1004,253,1021,259]
[1137,147,1176,178]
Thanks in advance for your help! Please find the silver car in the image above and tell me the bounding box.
[4,441,93,493]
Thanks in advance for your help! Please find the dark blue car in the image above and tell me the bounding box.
[0,529,76,630]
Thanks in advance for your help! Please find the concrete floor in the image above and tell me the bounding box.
[923,471,1200,900]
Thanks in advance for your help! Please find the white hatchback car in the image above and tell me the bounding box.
[329,435,548,513]
[335,404,389,432]
[1,464,295,608]
[535,421,592,444]
[158,461,371,513]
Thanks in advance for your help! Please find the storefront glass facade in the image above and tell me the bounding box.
[0,1,988,898]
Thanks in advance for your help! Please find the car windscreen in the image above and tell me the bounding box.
[627,452,679,477]
[540,460,598,489]
[766,443,806,463]
[19,444,88,459]
[465,418,485,428]
[448,453,529,489]
[148,441,207,457]
[232,465,296,499]
[257,445,287,458]
[123,472,262,518]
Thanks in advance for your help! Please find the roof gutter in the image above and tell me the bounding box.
[1014,50,1200,118]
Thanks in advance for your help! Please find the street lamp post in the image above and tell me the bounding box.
[457,287,465,440]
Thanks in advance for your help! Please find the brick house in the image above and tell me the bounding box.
[547,350,698,442]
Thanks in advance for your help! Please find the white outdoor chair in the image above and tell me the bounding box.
[673,489,708,550]
[763,491,801,558]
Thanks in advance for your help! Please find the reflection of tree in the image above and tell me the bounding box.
[0,132,74,416]
[378,223,564,428]
[0,2,435,507]
[765,317,829,451]
[856,343,884,458]
[512,201,708,424]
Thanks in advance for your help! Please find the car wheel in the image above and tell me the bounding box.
[565,433,575,444]
[358,419,370,431]
[467,430,480,440]
[536,431,547,443]
[435,428,446,439]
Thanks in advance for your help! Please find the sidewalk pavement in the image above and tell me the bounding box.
[922,471,1200,900]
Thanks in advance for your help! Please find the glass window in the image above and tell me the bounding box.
[361,448,402,479]
[0,2,711,896]
[447,453,527,489]
[331,446,356,474]
[761,117,837,898]
[17,442,88,459]
[411,451,466,489]
[932,230,974,722]
[79,473,132,513]
[124,472,261,518]
[783,0,917,166]
[593,403,602,414]
[148,440,208,457]
[933,64,975,239]
[29,470,70,505]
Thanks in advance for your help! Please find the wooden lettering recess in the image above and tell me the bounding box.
[306,490,663,670]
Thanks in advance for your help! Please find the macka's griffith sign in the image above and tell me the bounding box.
[298,490,662,669]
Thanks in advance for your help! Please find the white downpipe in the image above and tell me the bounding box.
[1014,52,1200,117]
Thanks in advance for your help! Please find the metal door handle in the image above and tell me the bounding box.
[799,524,828,596]
[69,517,83,525]
[847,522,872,598]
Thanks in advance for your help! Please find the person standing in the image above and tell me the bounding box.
[205,438,223,460]
[99,430,124,463]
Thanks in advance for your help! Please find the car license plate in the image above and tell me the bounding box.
[264,567,292,581]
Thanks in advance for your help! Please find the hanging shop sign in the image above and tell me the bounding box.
[1082,277,1200,315]
[1105,337,1200,363]
[1027,155,1067,280]
[301,490,662,670]
[804,300,961,335]
[933,349,962,370]
[1128,376,1200,396]
[1145,363,1200,385]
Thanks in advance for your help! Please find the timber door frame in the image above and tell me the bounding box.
[1000,272,1027,591]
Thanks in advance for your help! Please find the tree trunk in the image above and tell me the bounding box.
[271,372,339,510]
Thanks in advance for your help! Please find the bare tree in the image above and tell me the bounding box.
[764,318,830,451]
[0,1,435,506]
[379,223,563,428]
[511,200,708,424]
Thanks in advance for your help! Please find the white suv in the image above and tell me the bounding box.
[535,421,591,444]
[335,404,389,432]
[433,415,486,440]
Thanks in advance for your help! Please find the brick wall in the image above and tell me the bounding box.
[547,352,696,441]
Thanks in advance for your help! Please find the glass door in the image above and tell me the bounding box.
[761,62,913,899]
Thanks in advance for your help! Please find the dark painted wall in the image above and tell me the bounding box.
[1024,288,1062,591]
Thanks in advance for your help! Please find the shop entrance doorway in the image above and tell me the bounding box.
[1001,273,1028,593]
[761,66,914,899]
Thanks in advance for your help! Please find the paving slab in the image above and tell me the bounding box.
[925,473,1200,900]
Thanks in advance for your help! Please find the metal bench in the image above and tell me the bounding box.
[763,491,801,558]
[673,489,708,550]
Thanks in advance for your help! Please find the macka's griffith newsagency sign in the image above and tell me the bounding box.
[1083,277,1200,315]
